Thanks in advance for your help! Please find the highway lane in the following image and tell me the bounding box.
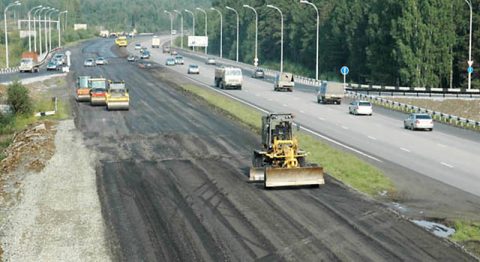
[67,38,476,261]
[130,36,480,199]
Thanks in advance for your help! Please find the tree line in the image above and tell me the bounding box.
[201,0,479,88]
[2,0,478,88]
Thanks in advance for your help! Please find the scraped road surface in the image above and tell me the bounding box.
[69,38,475,261]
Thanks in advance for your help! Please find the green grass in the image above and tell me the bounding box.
[182,84,395,197]
[451,221,480,242]
[33,98,70,121]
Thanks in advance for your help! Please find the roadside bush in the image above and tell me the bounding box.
[0,111,15,134]
[7,80,33,116]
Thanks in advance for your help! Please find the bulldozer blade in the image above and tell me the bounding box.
[249,167,265,182]
[265,166,324,188]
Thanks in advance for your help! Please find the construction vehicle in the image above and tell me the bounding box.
[19,52,40,73]
[115,36,128,47]
[250,113,324,188]
[317,81,344,104]
[214,66,243,90]
[88,78,108,105]
[106,81,129,110]
[75,76,91,101]
[274,72,294,92]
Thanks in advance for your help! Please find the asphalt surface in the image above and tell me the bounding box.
[65,38,477,261]
[133,37,480,199]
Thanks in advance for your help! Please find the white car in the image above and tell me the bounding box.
[349,100,373,115]
[187,64,199,74]
[135,43,142,50]
[95,57,107,65]
[206,57,216,65]
[404,113,434,131]
[83,58,95,67]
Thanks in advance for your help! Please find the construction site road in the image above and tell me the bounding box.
[68,38,475,261]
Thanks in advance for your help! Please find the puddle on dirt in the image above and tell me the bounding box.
[412,220,456,238]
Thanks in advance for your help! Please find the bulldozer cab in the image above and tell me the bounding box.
[251,113,325,188]
[262,113,294,149]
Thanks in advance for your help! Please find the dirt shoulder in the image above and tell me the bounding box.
[0,74,111,261]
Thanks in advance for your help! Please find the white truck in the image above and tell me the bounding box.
[100,30,109,38]
[317,81,345,104]
[274,72,295,92]
[19,52,40,73]
[151,36,160,48]
[214,67,243,90]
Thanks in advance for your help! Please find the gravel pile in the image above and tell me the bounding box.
[0,120,111,261]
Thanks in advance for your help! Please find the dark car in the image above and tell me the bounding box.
[141,51,151,59]
[252,68,265,78]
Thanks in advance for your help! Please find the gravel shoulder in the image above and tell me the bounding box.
[0,120,111,261]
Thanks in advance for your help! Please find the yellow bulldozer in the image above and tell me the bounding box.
[250,113,325,188]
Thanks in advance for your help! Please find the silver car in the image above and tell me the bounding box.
[187,64,199,74]
[404,113,434,131]
[206,57,216,65]
[83,58,95,67]
[349,101,373,115]
[95,57,107,65]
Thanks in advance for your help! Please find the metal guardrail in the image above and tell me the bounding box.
[348,91,480,130]
[346,83,480,97]
[0,47,60,75]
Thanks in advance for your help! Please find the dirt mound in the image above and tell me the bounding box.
[0,121,56,174]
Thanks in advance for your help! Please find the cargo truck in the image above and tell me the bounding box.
[317,81,344,104]
[274,72,295,92]
[214,67,243,90]
[19,52,40,73]
[115,36,128,47]
[151,36,160,48]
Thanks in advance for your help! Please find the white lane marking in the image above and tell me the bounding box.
[255,94,260,97]
[400,147,411,153]
[317,117,325,121]
[437,143,447,148]
[156,56,383,163]
[342,126,349,130]
[244,90,250,92]
[441,162,454,168]
[267,98,273,101]
[300,110,305,113]
[282,104,288,107]
[368,136,377,140]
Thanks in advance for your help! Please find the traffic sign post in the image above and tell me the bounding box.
[341,66,349,90]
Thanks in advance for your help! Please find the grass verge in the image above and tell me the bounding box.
[451,221,480,256]
[181,84,394,197]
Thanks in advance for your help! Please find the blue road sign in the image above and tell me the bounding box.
[341,66,349,75]
[468,66,474,74]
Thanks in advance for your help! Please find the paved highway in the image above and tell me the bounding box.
[130,36,480,200]
[66,38,475,260]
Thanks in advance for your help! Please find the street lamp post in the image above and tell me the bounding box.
[196,8,208,54]
[38,7,50,55]
[300,0,319,80]
[267,5,284,73]
[226,6,239,62]
[28,5,43,52]
[465,0,473,90]
[58,11,68,47]
[48,10,58,52]
[33,7,45,53]
[48,10,56,52]
[4,1,21,68]
[185,9,195,52]
[243,5,259,67]
[164,10,173,47]
[210,8,222,58]
[173,10,184,49]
